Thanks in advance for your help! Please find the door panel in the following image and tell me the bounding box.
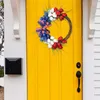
[26,0,82,100]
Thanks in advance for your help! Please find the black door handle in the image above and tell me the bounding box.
[76,71,81,93]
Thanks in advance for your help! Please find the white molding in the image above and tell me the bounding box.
[4,0,27,100]
[88,0,98,39]
[10,0,20,39]
[83,0,94,100]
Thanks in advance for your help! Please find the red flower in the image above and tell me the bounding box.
[54,7,58,12]
[54,8,67,21]
[59,8,64,13]
[52,42,58,49]
[56,11,61,16]
[58,36,63,42]
[62,39,67,44]
[59,45,63,49]
[57,43,63,49]
[62,13,67,17]
[59,16,64,21]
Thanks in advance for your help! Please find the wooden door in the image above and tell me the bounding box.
[26,0,82,100]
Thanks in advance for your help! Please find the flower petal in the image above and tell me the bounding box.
[50,8,54,13]
[49,17,54,21]
[50,36,55,40]
[48,13,52,17]
[47,39,51,43]
[53,39,58,42]
[53,12,57,18]
[48,44,52,48]
[50,41,54,45]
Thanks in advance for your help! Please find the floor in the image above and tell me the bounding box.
[0,87,4,100]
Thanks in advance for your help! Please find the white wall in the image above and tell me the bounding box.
[83,0,94,100]
[4,0,27,100]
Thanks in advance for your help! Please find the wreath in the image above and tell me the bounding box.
[36,7,72,50]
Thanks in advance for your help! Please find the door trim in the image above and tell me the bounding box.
[83,0,94,100]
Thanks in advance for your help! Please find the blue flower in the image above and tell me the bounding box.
[47,34,50,39]
[40,36,47,42]
[39,32,50,42]
[38,13,51,27]
[44,11,48,16]
[43,33,46,37]
[39,33,43,37]
[43,37,47,41]
[40,37,44,41]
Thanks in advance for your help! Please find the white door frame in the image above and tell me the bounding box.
[83,0,95,100]
[4,0,95,100]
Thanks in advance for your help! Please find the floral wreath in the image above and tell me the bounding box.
[36,7,72,50]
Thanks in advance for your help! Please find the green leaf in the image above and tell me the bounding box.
[0,1,4,7]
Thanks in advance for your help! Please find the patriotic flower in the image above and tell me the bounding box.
[36,28,50,35]
[48,8,57,21]
[54,7,67,21]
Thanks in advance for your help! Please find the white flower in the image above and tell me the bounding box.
[50,41,54,45]
[48,8,57,21]
[47,36,58,48]
[48,44,52,48]
[47,39,51,43]
[47,39,54,45]
[50,36,55,40]
[49,17,54,21]
[53,39,58,42]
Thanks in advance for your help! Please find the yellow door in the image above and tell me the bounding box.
[26,0,82,100]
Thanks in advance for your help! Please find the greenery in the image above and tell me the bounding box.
[0,66,4,77]
[0,1,4,7]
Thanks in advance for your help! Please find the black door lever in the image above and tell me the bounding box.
[76,71,81,93]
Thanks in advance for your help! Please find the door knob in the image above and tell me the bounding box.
[76,71,81,93]
[10,0,20,39]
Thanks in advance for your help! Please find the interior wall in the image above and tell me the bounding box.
[4,0,27,100]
